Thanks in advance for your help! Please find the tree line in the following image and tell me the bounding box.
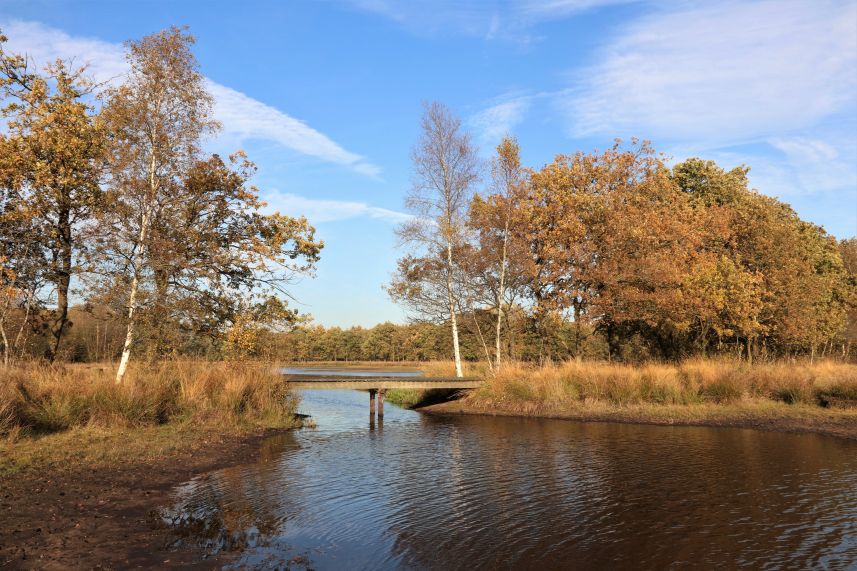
[389,103,856,372]
[270,312,616,363]
[1,28,853,372]
[0,27,321,380]
[34,311,607,364]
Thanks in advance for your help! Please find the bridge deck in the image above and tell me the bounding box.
[283,374,482,390]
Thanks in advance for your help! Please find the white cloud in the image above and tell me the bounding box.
[0,20,381,176]
[565,0,857,144]
[264,191,412,224]
[768,138,839,164]
[1,20,127,81]
[207,83,381,177]
[342,0,636,39]
[470,95,532,145]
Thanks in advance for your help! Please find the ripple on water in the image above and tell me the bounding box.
[157,386,857,570]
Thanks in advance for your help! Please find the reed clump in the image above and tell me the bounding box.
[470,359,857,411]
[0,361,300,439]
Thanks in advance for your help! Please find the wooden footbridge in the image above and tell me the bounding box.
[282,369,482,418]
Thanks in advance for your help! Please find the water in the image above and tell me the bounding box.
[158,374,857,570]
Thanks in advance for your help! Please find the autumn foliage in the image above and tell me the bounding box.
[391,132,854,364]
[0,27,321,372]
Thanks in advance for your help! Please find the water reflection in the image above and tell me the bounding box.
[157,389,857,570]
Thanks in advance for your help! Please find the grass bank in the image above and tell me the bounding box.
[408,359,857,439]
[0,361,305,567]
[0,360,302,475]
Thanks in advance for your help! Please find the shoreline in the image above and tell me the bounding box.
[2,396,854,568]
[0,425,293,569]
[419,400,857,441]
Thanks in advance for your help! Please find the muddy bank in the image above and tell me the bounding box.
[420,400,857,441]
[0,428,293,570]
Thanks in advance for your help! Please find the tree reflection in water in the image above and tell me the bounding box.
[153,389,857,570]
[154,433,316,568]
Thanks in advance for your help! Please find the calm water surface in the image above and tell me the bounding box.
[159,370,857,570]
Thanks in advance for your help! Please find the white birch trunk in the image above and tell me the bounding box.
[115,209,149,384]
[446,242,463,378]
[115,269,139,384]
[116,145,157,384]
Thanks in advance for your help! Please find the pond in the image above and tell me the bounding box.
[158,372,857,569]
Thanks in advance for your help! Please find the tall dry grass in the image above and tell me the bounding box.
[0,361,299,440]
[469,359,857,411]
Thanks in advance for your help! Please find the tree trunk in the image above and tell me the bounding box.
[495,220,508,369]
[13,289,33,362]
[573,302,583,358]
[117,138,159,383]
[47,210,72,362]
[606,322,620,362]
[0,317,9,367]
[471,311,494,376]
[116,208,151,384]
[446,242,463,378]
[151,267,173,358]
[116,270,140,384]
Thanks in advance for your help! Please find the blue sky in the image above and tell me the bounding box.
[1,0,855,327]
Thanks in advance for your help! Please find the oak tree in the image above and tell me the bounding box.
[0,33,106,361]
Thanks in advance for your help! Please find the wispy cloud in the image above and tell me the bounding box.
[765,134,857,196]
[0,20,381,176]
[341,0,636,39]
[516,0,636,19]
[564,0,857,144]
[0,20,127,81]
[208,83,381,177]
[265,191,412,224]
[470,95,532,146]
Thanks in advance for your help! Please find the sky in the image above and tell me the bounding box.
[1,0,855,327]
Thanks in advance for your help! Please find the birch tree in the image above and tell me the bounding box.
[391,102,479,377]
[101,27,216,383]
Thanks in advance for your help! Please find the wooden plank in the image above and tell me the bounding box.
[283,374,479,382]
[284,379,483,390]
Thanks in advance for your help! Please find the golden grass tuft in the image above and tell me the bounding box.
[0,361,300,439]
[469,359,857,411]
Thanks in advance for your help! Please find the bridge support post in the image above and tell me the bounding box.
[378,389,385,418]
[369,389,377,416]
